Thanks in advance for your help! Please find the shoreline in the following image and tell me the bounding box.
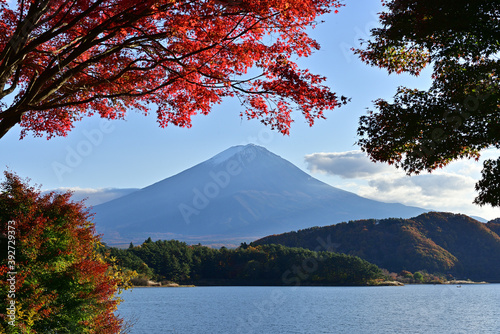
[126,279,491,288]
[444,280,489,285]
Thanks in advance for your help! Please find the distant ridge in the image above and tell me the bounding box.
[93,144,428,246]
[252,212,500,282]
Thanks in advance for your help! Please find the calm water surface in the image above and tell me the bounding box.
[117,284,500,334]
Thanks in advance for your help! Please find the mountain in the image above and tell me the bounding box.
[487,218,500,235]
[252,212,500,282]
[93,144,428,246]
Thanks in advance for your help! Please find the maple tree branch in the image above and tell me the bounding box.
[30,75,183,110]
[0,0,340,140]
[0,65,21,99]
[36,0,77,28]
[0,1,49,92]
[11,2,184,108]
[45,58,163,105]
[24,0,106,54]
[26,7,283,112]
[20,8,160,104]
[2,0,281,112]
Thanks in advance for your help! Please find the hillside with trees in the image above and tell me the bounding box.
[103,239,383,286]
[486,218,500,236]
[252,212,500,282]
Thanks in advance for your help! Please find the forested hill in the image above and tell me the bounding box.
[252,212,500,282]
[104,240,382,286]
[486,218,500,236]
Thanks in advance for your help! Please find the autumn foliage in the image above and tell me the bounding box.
[0,172,127,333]
[253,212,500,282]
[0,0,344,139]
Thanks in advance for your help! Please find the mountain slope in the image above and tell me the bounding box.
[486,218,500,236]
[252,212,500,281]
[93,144,428,245]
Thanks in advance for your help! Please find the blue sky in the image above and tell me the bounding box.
[1,0,499,220]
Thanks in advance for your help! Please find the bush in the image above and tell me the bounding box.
[0,172,128,333]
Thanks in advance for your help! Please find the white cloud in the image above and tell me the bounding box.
[366,173,475,198]
[46,187,139,206]
[304,150,393,179]
[305,149,500,221]
[361,172,476,209]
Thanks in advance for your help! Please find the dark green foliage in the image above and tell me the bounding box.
[252,212,500,282]
[105,247,155,278]
[107,239,383,286]
[355,0,500,206]
[475,159,500,206]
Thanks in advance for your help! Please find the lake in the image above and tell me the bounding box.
[116,284,500,334]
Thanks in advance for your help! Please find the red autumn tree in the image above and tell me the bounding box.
[0,0,345,140]
[0,172,128,333]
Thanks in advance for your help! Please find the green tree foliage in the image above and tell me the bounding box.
[413,271,424,282]
[102,246,154,279]
[0,172,128,333]
[355,0,500,206]
[110,240,383,286]
[390,269,444,284]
